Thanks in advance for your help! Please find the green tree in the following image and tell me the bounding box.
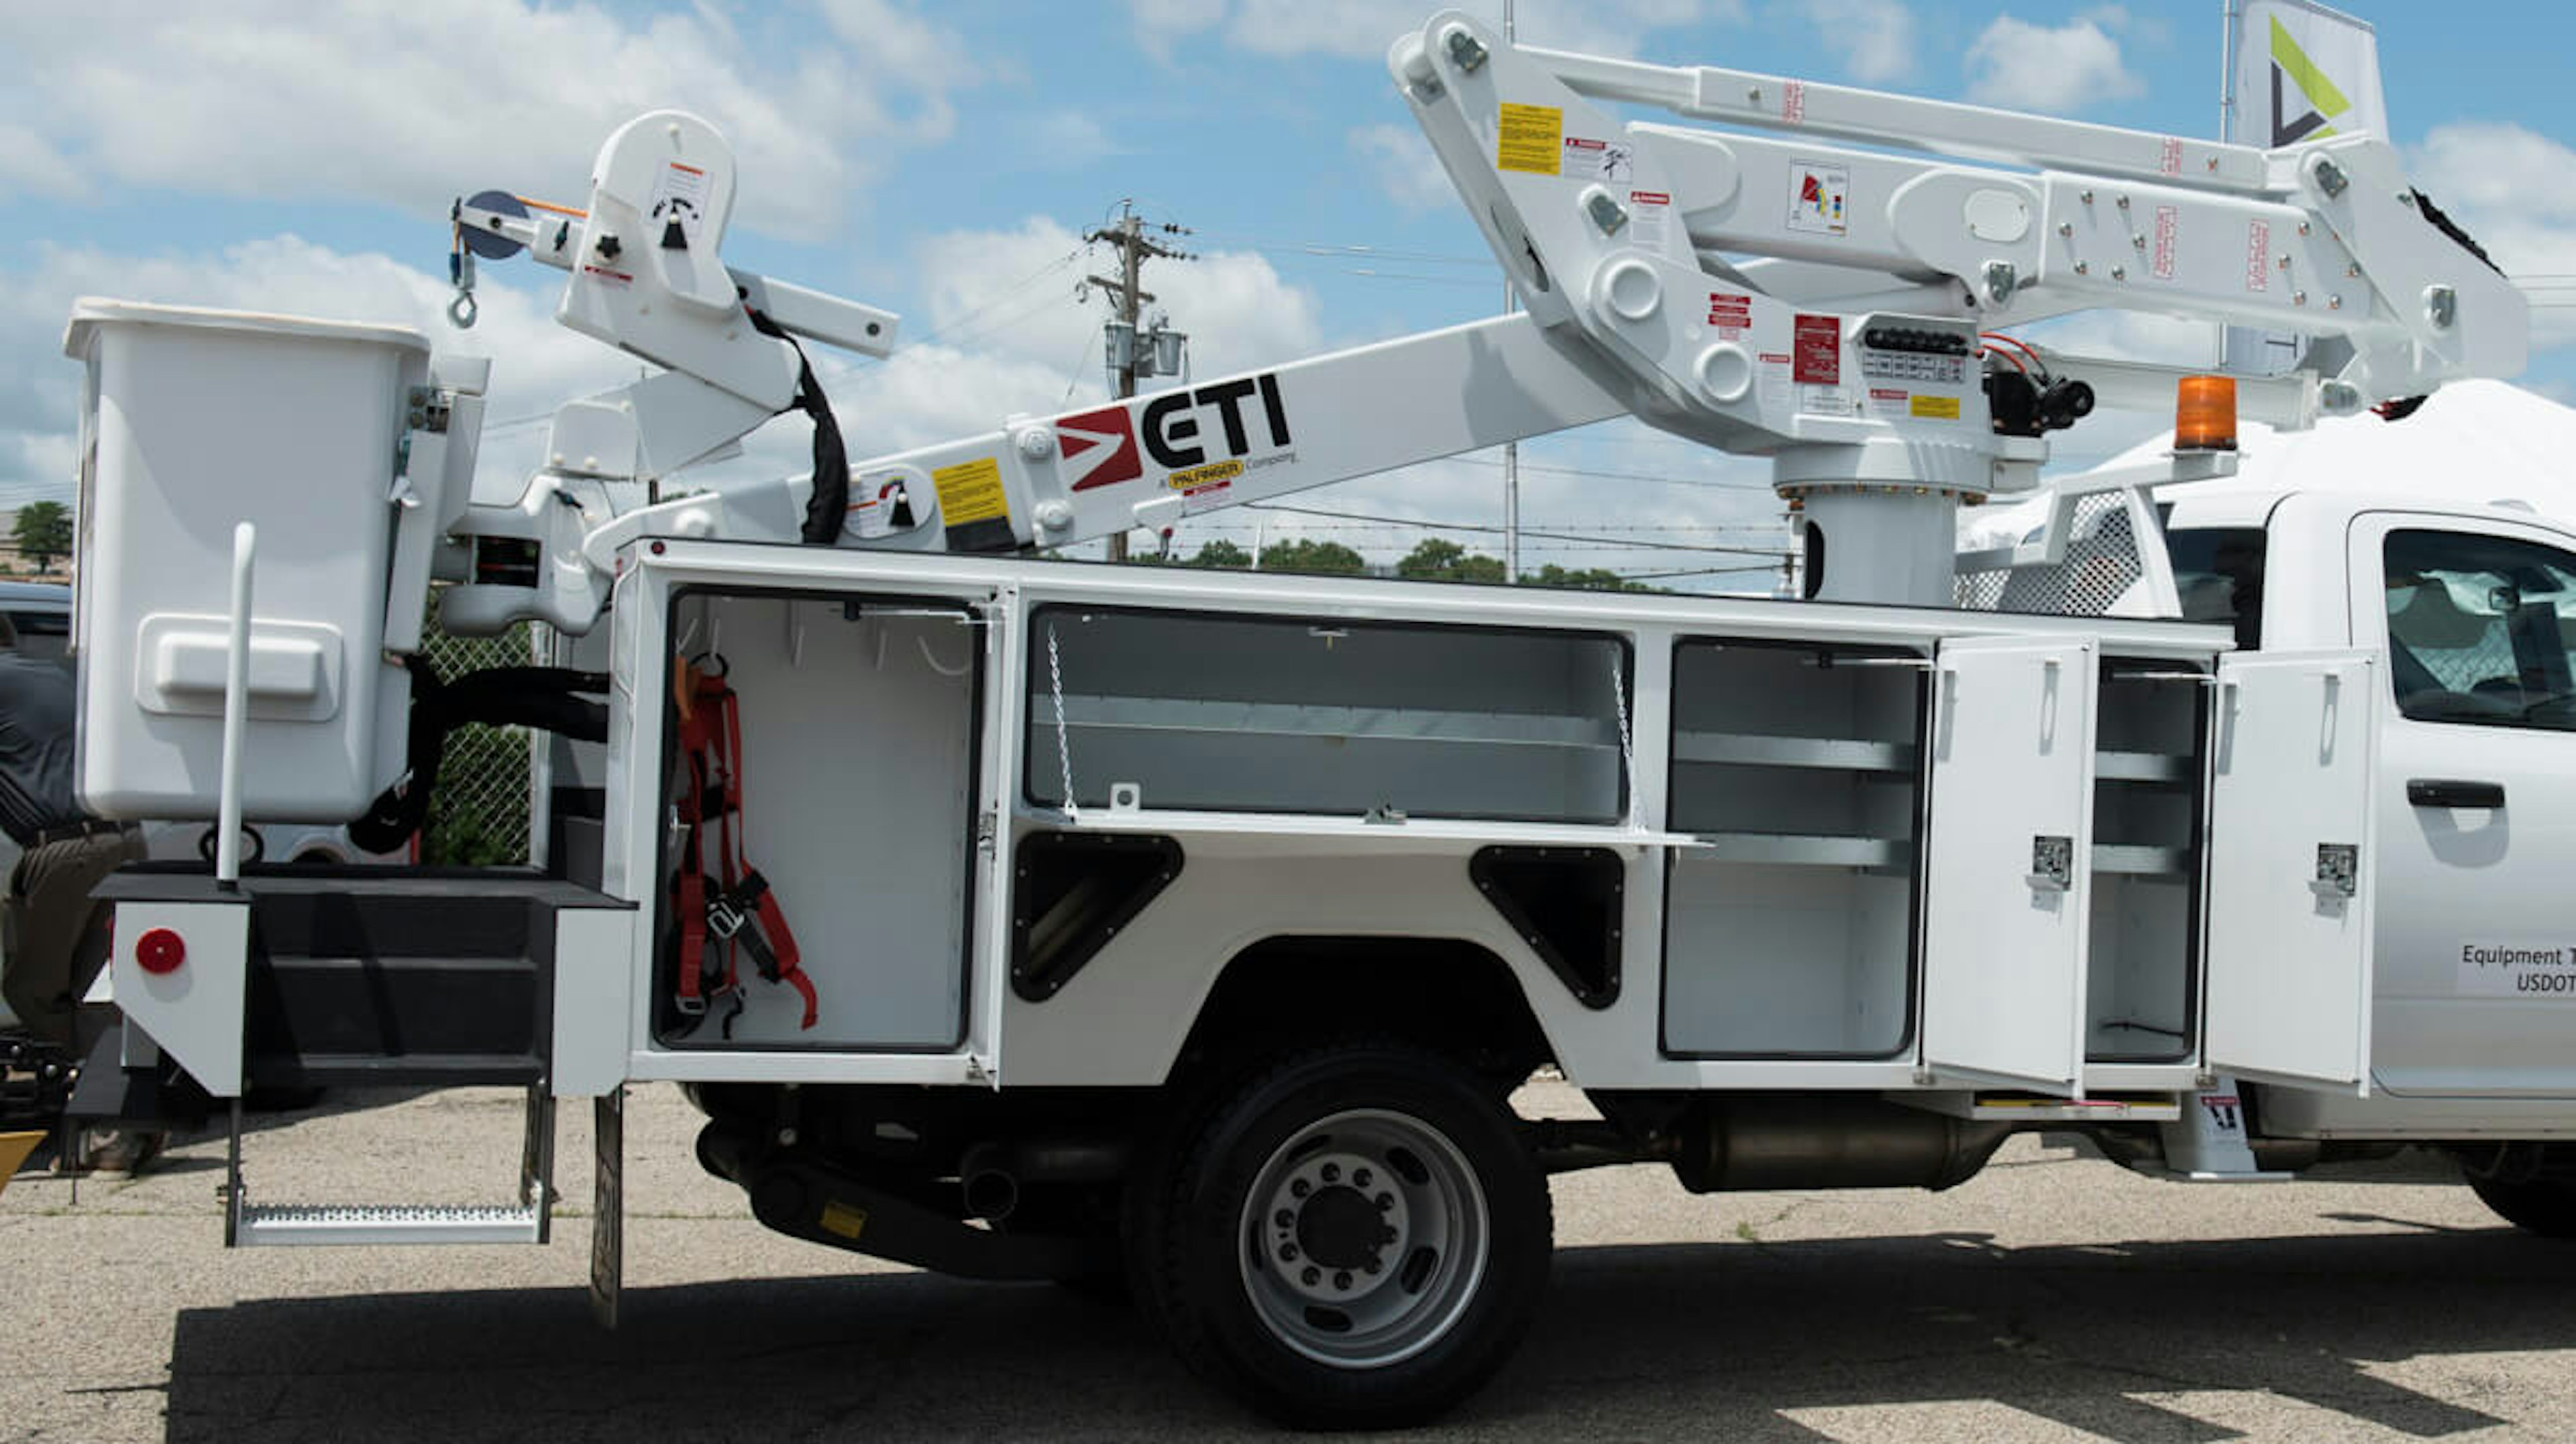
[1256,537,1368,576]
[1524,563,1651,592]
[1185,538,1253,569]
[11,502,71,574]
[1395,537,1507,583]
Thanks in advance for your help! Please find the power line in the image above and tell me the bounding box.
[1187,229,1495,267]
[1242,502,1790,557]
[1445,454,1777,491]
[905,247,1085,348]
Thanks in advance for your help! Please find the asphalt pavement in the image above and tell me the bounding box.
[5,1080,2574,1442]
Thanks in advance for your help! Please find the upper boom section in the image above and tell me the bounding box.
[1391,11,2525,421]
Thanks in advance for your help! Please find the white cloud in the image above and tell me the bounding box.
[0,0,973,242]
[1964,13,2143,115]
[1804,0,1919,84]
[827,217,1328,456]
[1131,0,1740,64]
[1350,124,1455,214]
[1130,0,1229,60]
[0,237,644,505]
[2414,122,2576,351]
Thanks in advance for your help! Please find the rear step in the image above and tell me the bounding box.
[225,1083,557,1247]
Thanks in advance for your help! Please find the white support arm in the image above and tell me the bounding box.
[576,312,1632,571]
[1523,43,2273,193]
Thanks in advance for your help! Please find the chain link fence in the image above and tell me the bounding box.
[416,621,546,867]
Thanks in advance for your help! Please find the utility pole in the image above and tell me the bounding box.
[1088,201,1191,562]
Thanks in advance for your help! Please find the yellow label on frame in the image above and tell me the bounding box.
[932,457,1009,526]
[1910,395,1962,419]
[820,1200,871,1240]
[1497,104,1564,175]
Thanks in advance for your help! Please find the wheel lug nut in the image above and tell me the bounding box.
[1280,1243,1299,1261]
[1302,1266,1321,1286]
[1291,1180,1309,1198]
[1334,1271,1352,1290]
[1322,1163,1340,1182]
[1354,1168,1372,1188]
[1375,1192,1393,1210]
[1363,1259,1381,1275]
[1275,1209,1294,1228]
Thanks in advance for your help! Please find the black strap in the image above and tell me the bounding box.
[744,305,850,544]
[350,662,610,854]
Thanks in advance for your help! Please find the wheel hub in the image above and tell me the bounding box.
[1263,1148,1412,1303]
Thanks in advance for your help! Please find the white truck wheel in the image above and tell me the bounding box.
[1141,1043,1551,1429]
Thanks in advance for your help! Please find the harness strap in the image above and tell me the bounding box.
[669,658,819,1031]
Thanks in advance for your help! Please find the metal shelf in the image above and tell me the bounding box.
[1672,731,1917,773]
[1047,694,1621,752]
[2095,750,2193,784]
[1690,833,1912,868]
[2092,843,2187,877]
[1059,808,1703,850]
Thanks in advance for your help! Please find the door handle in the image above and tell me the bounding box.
[2408,778,2506,809]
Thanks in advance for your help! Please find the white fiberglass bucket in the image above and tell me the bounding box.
[64,299,429,822]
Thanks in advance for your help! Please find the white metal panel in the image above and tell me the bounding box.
[1922,635,2098,1094]
[2205,651,2379,1094]
[109,899,250,1096]
[551,907,637,1096]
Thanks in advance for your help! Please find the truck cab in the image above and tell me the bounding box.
[2167,488,2576,1127]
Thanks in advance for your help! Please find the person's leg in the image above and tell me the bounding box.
[1,843,77,1045]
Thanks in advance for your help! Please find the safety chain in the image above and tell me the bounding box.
[1608,652,1636,819]
[1047,623,1077,820]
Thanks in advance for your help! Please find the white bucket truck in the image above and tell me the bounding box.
[58,13,2553,1428]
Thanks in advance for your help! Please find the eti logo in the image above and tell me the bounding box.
[1057,374,1295,492]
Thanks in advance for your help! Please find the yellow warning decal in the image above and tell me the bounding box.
[1167,459,1244,491]
[932,456,1009,526]
[1497,104,1564,175]
[1910,395,1962,420]
[819,1200,870,1241]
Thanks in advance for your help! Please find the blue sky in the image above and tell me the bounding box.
[5,1,2571,587]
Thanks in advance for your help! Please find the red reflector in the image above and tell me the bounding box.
[136,927,186,976]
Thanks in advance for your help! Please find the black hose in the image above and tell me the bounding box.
[348,661,608,854]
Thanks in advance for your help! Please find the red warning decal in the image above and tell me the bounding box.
[1055,404,1142,492]
[1792,314,1841,385]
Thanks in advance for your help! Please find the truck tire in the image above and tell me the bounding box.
[2467,1172,2576,1237]
[1139,1042,1550,1429]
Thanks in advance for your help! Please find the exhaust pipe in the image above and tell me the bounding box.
[1669,1095,2011,1194]
[956,1137,1130,1222]
[961,1165,1021,1223]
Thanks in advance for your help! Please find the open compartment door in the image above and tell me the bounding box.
[1922,636,2099,1094]
[2204,651,2378,1095]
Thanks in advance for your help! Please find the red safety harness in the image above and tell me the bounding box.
[674,660,818,1033]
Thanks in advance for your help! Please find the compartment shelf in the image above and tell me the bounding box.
[1049,694,1621,751]
[2096,750,2194,784]
[2092,843,2187,877]
[1672,731,1917,772]
[1693,833,1912,868]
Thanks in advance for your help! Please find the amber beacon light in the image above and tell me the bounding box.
[2174,375,2239,452]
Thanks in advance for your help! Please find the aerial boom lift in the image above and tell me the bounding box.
[433,11,2518,627]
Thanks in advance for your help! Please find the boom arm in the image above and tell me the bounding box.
[438,13,2528,629]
